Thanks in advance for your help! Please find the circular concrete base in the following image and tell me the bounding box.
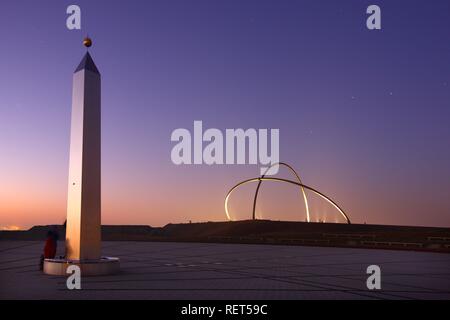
[44,257,120,276]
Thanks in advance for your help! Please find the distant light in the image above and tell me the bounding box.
[1,225,21,231]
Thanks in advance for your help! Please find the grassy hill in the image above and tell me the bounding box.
[1,220,449,253]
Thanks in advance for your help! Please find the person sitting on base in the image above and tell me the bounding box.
[39,229,59,271]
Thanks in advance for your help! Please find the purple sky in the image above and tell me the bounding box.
[1,0,449,229]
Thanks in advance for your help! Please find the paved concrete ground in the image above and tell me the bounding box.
[1,241,449,299]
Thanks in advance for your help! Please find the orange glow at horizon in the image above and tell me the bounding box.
[2,159,450,230]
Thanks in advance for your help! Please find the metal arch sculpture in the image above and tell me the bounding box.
[225,177,351,225]
[252,162,310,222]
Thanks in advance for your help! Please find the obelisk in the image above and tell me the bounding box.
[65,47,102,260]
[44,39,119,275]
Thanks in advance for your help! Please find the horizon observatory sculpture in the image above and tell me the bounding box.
[225,162,351,224]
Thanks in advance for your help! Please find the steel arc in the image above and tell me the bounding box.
[252,162,310,222]
[225,177,351,224]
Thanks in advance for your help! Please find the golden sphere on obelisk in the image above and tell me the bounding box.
[83,37,92,48]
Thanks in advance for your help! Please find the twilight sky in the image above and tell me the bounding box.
[0,0,449,229]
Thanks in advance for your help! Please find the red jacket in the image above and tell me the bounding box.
[43,236,57,259]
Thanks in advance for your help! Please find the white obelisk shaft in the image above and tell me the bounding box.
[65,52,101,261]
